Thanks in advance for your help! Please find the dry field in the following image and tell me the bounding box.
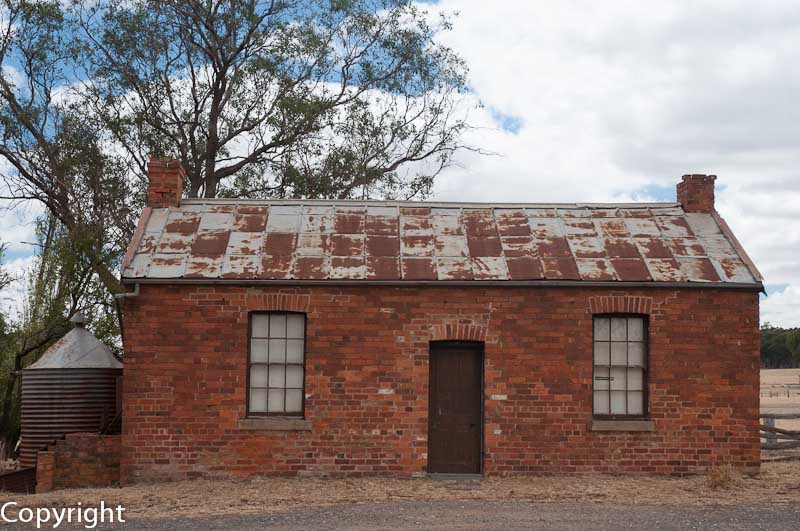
[761,368,800,433]
[0,461,798,520]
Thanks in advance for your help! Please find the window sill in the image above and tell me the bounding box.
[237,417,311,431]
[590,419,654,432]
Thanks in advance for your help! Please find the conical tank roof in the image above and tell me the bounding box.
[26,312,122,370]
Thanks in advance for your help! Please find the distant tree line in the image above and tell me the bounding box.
[761,324,800,368]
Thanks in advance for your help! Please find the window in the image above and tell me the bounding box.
[248,313,305,415]
[593,315,647,417]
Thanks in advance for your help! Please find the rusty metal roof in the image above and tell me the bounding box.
[121,199,762,285]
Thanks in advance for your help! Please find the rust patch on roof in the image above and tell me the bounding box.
[233,211,268,232]
[293,256,328,279]
[191,230,231,256]
[401,235,434,257]
[563,220,597,236]
[596,219,629,238]
[568,236,606,258]
[148,255,187,278]
[619,208,652,218]
[467,236,503,257]
[198,212,234,231]
[296,234,330,256]
[334,213,365,234]
[366,256,400,280]
[529,218,562,239]
[164,212,201,233]
[365,215,398,235]
[400,216,432,235]
[541,257,580,280]
[590,209,620,218]
[634,237,673,259]
[222,255,261,279]
[366,235,399,257]
[506,256,544,280]
[331,234,364,256]
[400,207,430,216]
[603,238,641,259]
[436,257,473,280]
[185,255,223,278]
[500,236,536,257]
[260,255,292,280]
[471,257,509,280]
[667,237,706,257]
[717,258,754,282]
[302,213,334,233]
[431,214,463,235]
[610,258,652,281]
[156,232,194,254]
[645,258,683,282]
[263,232,297,256]
[435,235,469,257]
[330,256,366,279]
[495,212,531,236]
[226,232,263,255]
[401,257,436,280]
[656,216,695,238]
[576,258,616,281]
[536,237,572,258]
[462,210,498,237]
[677,257,721,282]
[624,218,660,237]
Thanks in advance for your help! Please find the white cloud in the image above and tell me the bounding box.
[0,254,33,321]
[426,0,800,325]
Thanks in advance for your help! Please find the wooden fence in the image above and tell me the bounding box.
[760,413,800,450]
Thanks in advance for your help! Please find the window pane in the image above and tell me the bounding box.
[628,342,645,367]
[627,391,644,415]
[268,365,285,387]
[610,342,627,365]
[268,339,286,362]
[267,389,285,412]
[610,391,626,414]
[593,342,609,365]
[252,315,269,338]
[269,314,287,338]
[610,318,627,341]
[628,318,644,341]
[286,339,304,363]
[628,368,644,390]
[286,366,303,388]
[593,391,609,414]
[594,367,610,390]
[287,315,304,339]
[250,365,268,388]
[286,389,303,413]
[610,367,626,390]
[251,339,268,363]
[249,389,267,412]
[594,318,610,340]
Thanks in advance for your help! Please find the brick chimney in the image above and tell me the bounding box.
[677,174,716,213]
[146,158,184,208]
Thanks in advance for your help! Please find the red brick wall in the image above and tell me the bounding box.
[121,285,760,482]
[36,434,121,493]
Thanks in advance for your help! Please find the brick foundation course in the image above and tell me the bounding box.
[36,434,121,493]
[120,285,760,483]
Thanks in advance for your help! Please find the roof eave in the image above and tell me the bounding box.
[121,277,764,291]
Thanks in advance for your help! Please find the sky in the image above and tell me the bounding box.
[1,0,799,326]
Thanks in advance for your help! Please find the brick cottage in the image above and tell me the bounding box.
[118,160,762,482]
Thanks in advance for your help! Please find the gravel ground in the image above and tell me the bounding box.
[2,500,798,530]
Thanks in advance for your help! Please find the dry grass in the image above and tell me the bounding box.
[1,461,798,519]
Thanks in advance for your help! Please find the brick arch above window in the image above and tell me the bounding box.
[245,292,310,313]
[588,295,653,315]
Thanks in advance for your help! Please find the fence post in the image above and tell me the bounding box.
[764,417,776,445]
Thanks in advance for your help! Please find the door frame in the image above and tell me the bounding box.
[427,340,485,475]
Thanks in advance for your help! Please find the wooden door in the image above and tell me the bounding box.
[428,342,483,474]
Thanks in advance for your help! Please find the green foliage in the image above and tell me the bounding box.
[761,324,800,368]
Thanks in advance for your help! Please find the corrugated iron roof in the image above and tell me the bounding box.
[121,199,762,285]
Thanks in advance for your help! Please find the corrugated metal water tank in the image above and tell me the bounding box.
[19,313,122,468]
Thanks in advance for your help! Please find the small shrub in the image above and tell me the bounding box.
[705,464,743,490]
